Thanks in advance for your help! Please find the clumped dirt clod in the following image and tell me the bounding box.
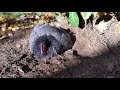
[73,19,120,58]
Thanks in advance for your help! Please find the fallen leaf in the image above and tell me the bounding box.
[117,21,120,33]
[97,12,108,17]
[0,30,5,36]
[0,35,7,39]
[7,26,13,30]
[33,21,38,24]
[12,26,19,31]
[0,23,7,28]
[50,22,61,27]
[0,15,5,22]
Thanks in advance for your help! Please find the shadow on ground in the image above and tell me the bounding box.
[49,44,120,78]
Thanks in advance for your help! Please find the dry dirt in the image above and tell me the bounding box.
[0,18,120,78]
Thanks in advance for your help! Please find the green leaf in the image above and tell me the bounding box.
[36,12,41,16]
[68,12,79,27]
[81,12,92,21]
[55,12,61,16]
[55,12,62,22]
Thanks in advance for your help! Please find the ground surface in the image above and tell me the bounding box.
[0,18,120,78]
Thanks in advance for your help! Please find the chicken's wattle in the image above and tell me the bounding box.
[40,42,48,55]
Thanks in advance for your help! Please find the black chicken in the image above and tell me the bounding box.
[29,23,73,59]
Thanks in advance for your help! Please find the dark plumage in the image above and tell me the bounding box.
[29,23,73,59]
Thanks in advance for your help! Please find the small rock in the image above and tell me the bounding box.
[1,27,6,31]
[64,49,73,54]
[35,15,39,19]
[17,66,24,73]
[53,68,59,72]
[51,59,61,65]
[50,55,63,60]
[63,49,74,59]
[106,63,114,72]
[16,43,21,49]
[8,33,13,37]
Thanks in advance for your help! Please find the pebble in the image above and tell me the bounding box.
[63,49,74,59]
[106,63,114,72]
[16,43,21,49]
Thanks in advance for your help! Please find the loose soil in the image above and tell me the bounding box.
[0,18,120,78]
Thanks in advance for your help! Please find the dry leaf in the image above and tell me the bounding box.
[117,22,120,33]
[0,16,5,22]
[48,12,55,18]
[12,26,19,31]
[33,21,38,24]
[25,24,34,28]
[0,35,7,39]
[27,15,34,19]
[0,23,7,28]
[50,22,61,27]
[7,26,12,30]
[97,12,108,18]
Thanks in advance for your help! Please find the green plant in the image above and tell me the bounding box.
[35,12,41,16]
[68,12,79,27]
